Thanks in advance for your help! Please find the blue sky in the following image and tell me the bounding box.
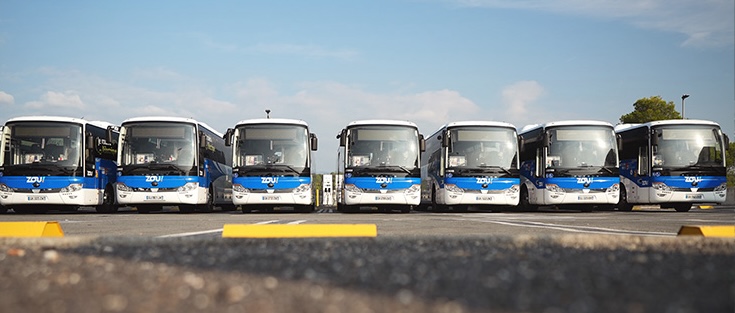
[1,0,733,172]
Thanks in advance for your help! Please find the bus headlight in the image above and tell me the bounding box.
[61,184,83,193]
[117,183,132,192]
[714,183,727,197]
[546,184,564,193]
[506,184,519,199]
[233,184,250,193]
[444,184,463,194]
[177,182,198,193]
[345,184,362,194]
[294,183,311,194]
[0,183,12,193]
[607,183,619,197]
[652,182,671,197]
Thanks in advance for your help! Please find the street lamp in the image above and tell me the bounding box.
[681,94,689,119]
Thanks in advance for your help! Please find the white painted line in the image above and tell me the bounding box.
[255,220,280,225]
[287,220,307,225]
[157,228,223,238]
[451,217,675,237]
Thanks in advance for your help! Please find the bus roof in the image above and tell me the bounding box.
[615,119,721,133]
[346,119,419,129]
[4,116,115,129]
[234,118,309,128]
[519,120,614,134]
[121,116,223,137]
[445,120,517,130]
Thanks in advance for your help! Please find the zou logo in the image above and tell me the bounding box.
[26,177,45,183]
[262,177,279,184]
[145,176,164,182]
[684,176,703,183]
[376,177,393,184]
[577,177,594,185]
[476,178,493,184]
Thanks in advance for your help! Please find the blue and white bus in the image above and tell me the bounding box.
[224,118,318,213]
[518,120,620,211]
[336,120,425,213]
[615,119,728,212]
[0,116,119,213]
[420,121,520,212]
[115,117,233,213]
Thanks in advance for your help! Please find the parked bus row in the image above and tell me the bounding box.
[0,116,729,214]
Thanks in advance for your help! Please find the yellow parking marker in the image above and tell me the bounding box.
[0,222,64,237]
[697,205,714,210]
[222,224,377,238]
[677,225,735,238]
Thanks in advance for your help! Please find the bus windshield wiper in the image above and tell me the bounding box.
[598,166,616,175]
[271,164,303,175]
[378,165,412,174]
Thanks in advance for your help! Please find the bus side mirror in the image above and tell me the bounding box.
[199,132,207,148]
[86,133,96,151]
[223,128,234,147]
[338,129,347,147]
[543,133,550,147]
[310,133,318,151]
[419,134,426,152]
[724,134,730,147]
[441,130,449,148]
[650,130,659,146]
[617,134,622,151]
[106,126,114,143]
[518,135,525,153]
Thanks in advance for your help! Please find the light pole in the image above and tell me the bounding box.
[681,94,689,119]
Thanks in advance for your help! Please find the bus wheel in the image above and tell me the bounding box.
[673,203,692,212]
[617,188,633,212]
[518,186,537,211]
[95,186,118,213]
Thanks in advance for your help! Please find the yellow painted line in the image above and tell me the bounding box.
[677,225,735,238]
[222,224,377,238]
[0,222,64,237]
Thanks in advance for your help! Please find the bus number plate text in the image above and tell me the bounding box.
[578,195,595,201]
[27,195,47,201]
[262,195,281,201]
[375,195,393,201]
[476,196,493,201]
[685,194,704,200]
[145,195,164,201]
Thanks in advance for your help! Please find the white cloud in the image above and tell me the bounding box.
[454,0,734,47]
[26,90,84,109]
[0,91,14,105]
[501,80,545,126]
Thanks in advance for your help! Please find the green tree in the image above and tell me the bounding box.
[727,142,735,186]
[619,96,682,123]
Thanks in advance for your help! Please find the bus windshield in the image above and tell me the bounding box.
[447,127,517,170]
[1,122,83,176]
[652,125,725,168]
[120,122,197,173]
[347,125,419,169]
[234,124,309,174]
[546,126,617,169]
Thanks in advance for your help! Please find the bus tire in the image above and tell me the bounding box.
[196,188,215,213]
[518,186,537,211]
[95,185,118,213]
[673,203,692,212]
[617,188,633,212]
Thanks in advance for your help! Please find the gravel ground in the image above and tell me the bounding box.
[0,235,733,313]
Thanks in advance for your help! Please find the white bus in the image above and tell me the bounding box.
[336,120,425,213]
[420,121,520,212]
[518,120,620,211]
[615,119,728,212]
[115,117,233,213]
[0,116,119,213]
[224,118,318,213]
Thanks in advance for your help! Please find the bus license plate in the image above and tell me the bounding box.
[145,195,164,201]
[685,194,703,199]
[476,196,493,201]
[578,195,595,201]
[262,195,281,201]
[375,195,393,201]
[27,195,47,201]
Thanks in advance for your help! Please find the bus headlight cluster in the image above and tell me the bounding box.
[606,183,619,198]
[177,182,198,193]
[405,184,420,199]
[652,182,671,197]
[546,184,564,199]
[0,183,12,193]
[714,183,727,197]
[233,184,250,193]
[294,183,311,194]
[61,183,83,193]
[117,183,132,192]
[345,184,362,198]
[506,184,519,199]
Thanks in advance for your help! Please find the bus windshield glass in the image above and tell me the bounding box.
[120,122,197,172]
[234,124,309,173]
[447,127,517,169]
[347,125,419,169]
[546,126,617,169]
[652,125,725,168]
[1,122,83,175]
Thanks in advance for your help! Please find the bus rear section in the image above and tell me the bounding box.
[420,121,520,212]
[115,117,232,213]
[517,120,620,211]
[0,116,119,213]
[616,120,728,212]
[336,120,425,213]
[225,118,318,213]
